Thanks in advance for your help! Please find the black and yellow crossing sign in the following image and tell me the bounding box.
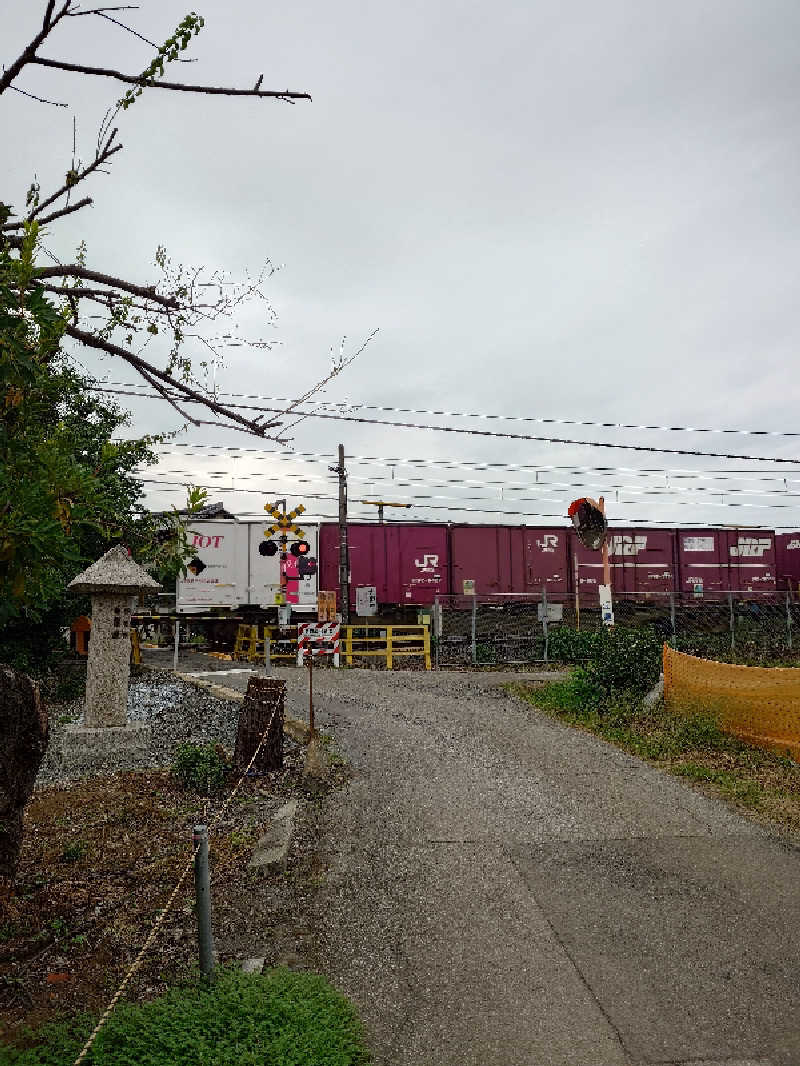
[264,501,306,540]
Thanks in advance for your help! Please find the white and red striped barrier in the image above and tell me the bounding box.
[297,622,341,667]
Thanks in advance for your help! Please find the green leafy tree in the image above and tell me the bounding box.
[0,224,210,674]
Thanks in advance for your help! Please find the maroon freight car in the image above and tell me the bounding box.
[318,523,448,609]
[571,527,676,597]
[676,529,776,596]
[449,525,569,597]
[775,532,800,592]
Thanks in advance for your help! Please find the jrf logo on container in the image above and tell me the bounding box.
[730,538,771,558]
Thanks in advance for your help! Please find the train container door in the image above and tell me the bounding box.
[677,530,727,598]
[449,525,515,596]
[318,523,390,611]
[177,520,246,610]
[607,528,675,595]
[522,528,569,594]
[386,524,448,605]
[726,529,776,594]
[347,524,389,607]
[776,532,800,592]
[247,522,319,611]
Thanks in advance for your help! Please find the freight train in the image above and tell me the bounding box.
[174,517,800,614]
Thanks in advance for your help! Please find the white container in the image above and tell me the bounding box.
[176,519,318,613]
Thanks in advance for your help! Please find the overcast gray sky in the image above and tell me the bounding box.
[4,0,800,528]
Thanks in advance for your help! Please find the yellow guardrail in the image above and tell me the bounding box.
[663,644,800,759]
[233,624,298,663]
[344,624,430,670]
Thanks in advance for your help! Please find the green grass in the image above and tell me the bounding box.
[0,968,370,1065]
[511,674,800,830]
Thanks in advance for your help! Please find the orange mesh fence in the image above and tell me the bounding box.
[663,644,800,759]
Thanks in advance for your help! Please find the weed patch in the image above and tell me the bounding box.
[0,968,370,1065]
[512,676,800,832]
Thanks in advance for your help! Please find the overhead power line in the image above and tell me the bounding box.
[151,442,800,486]
[97,381,800,440]
[94,385,800,464]
[138,473,800,512]
[140,462,800,503]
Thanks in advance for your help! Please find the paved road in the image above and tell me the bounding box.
[155,655,800,1064]
[291,668,799,1066]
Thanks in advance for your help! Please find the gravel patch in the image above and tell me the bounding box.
[36,669,242,788]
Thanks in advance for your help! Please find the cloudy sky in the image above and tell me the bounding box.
[4,0,800,529]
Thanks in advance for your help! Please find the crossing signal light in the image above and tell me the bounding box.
[568,497,607,551]
[259,540,279,557]
[290,540,310,557]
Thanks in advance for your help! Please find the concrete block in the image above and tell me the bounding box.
[61,721,152,772]
[248,799,297,873]
[241,957,266,974]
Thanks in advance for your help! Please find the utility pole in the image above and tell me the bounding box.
[332,444,350,624]
[358,499,412,524]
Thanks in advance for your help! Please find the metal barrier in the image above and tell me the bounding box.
[663,644,800,759]
[233,624,297,664]
[434,591,800,668]
[344,624,431,669]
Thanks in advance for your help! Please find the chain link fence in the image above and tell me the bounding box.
[433,591,800,669]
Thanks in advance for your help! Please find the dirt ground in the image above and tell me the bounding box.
[0,719,342,1043]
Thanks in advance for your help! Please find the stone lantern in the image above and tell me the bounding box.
[67,546,161,730]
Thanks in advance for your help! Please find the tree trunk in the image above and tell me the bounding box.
[0,665,49,881]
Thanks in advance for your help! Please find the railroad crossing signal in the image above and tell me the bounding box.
[260,500,311,566]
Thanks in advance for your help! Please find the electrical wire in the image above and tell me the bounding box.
[94,380,800,440]
[92,385,800,464]
[139,462,800,504]
[151,442,800,487]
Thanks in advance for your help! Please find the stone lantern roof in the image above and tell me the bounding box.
[67,545,162,595]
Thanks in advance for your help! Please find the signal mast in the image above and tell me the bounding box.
[568,496,614,627]
[260,500,310,607]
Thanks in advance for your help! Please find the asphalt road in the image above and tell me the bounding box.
[291,668,799,1066]
[158,655,800,1065]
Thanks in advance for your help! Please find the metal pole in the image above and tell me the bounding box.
[434,596,440,671]
[787,590,793,651]
[308,649,314,734]
[192,824,214,977]
[173,616,180,672]
[264,635,271,674]
[669,593,676,637]
[542,585,549,663]
[337,444,351,625]
[729,591,735,653]
[471,596,477,666]
[574,555,580,631]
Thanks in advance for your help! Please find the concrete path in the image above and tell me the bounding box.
[282,669,800,1066]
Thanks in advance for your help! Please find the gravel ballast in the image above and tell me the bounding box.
[37,669,242,787]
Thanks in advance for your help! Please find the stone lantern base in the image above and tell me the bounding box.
[61,721,152,775]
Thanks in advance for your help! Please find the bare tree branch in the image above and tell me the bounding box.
[2,196,92,230]
[35,264,179,308]
[135,364,201,426]
[0,0,70,95]
[42,1,58,31]
[65,324,283,435]
[67,5,141,14]
[8,83,68,107]
[29,57,312,101]
[28,131,121,220]
[90,10,196,58]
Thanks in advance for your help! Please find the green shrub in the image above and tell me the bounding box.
[0,968,371,1065]
[547,627,605,663]
[583,627,662,699]
[171,743,229,793]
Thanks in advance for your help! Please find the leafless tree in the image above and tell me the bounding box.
[1,2,375,439]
